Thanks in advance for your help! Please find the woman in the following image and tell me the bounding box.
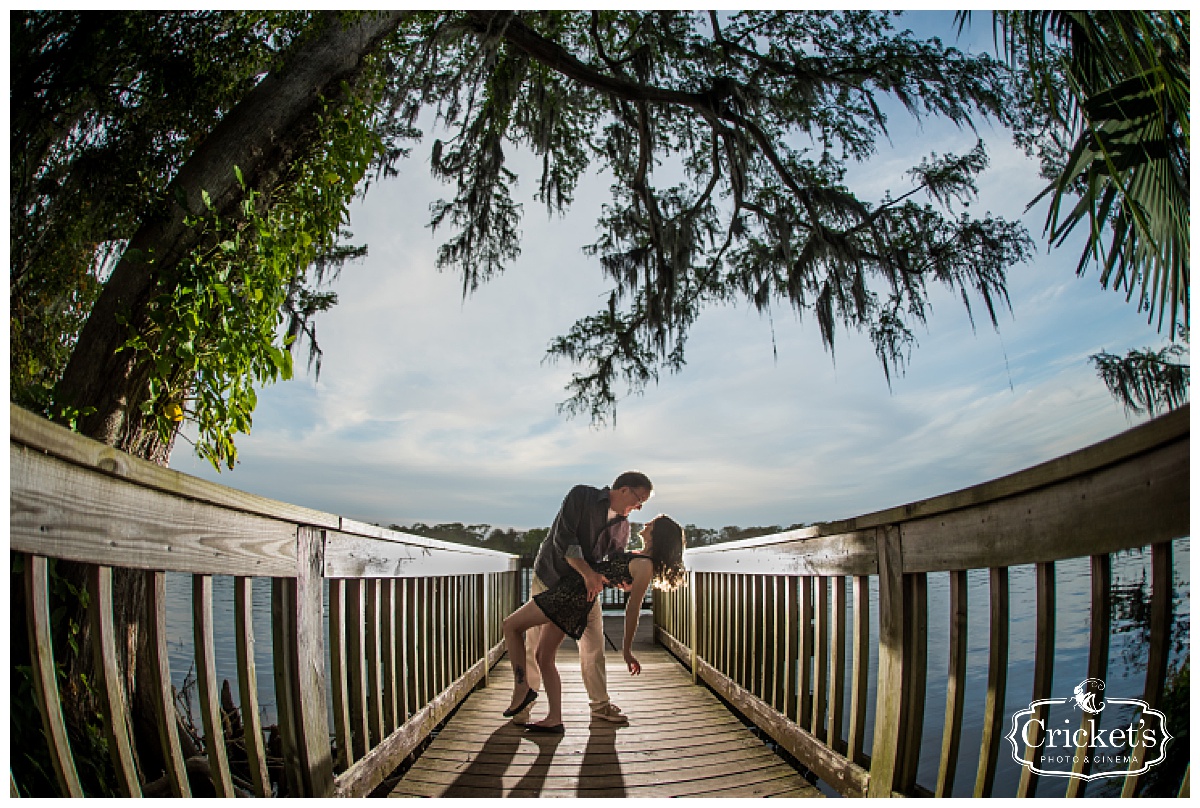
[502,515,687,732]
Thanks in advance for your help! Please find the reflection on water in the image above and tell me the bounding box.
[908,539,1190,798]
[163,540,1189,798]
[164,575,278,727]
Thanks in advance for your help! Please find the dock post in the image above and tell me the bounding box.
[689,571,699,684]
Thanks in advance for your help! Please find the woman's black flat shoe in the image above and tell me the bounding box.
[523,723,565,734]
[502,688,538,717]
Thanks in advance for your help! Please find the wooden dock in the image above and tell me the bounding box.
[388,614,822,798]
[14,405,1187,799]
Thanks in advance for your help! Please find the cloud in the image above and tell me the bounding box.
[174,211,1157,531]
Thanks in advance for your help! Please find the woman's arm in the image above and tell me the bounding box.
[621,558,654,674]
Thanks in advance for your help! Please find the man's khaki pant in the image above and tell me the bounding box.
[525,574,610,710]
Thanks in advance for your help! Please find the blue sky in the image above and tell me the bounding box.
[169,13,1176,530]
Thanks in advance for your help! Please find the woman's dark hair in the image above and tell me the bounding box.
[644,515,686,590]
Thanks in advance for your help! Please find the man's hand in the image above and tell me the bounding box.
[565,554,608,599]
[582,569,608,600]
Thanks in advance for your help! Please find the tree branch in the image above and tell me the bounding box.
[464,11,710,111]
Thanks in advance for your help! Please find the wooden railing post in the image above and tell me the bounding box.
[867,526,906,797]
[272,527,335,797]
[898,571,928,793]
[812,575,829,736]
[797,576,814,724]
[936,569,969,797]
[973,567,1010,797]
[1122,542,1173,796]
[381,578,399,737]
[828,576,847,754]
[329,579,354,770]
[848,574,870,768]
[785,576,800,723]
[366,581,384,747]
[345,579,368,759]
[23,555,84,797]
[689,570,699,683]
[148,571,192,797]
[480,573,490,687]
[87,565,141,797]
[234,576,272,797]
[194,574,235,796]
[1064,554,1112,797]
[1016,562,1055,798]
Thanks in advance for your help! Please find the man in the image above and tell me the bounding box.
[518,471,653,724]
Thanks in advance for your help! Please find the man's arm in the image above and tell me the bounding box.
[566,555,607,600]
[553,486,589,561]
[553,486,608,597]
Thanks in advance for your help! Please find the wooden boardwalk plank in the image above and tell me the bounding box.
[389,615,821,798]
[418,742,783,773]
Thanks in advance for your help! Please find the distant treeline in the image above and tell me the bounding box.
[389,522,810,558]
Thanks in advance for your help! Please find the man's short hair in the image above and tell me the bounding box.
[613,471,653,492]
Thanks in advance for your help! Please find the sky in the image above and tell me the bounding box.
[168,13,1179,531]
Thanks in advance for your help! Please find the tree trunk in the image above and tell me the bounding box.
[57,10,406,447]
[49,11,407,792]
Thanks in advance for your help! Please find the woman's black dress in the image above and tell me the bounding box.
[533,552,647,640]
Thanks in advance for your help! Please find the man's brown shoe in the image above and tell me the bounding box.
[590,703,628,724]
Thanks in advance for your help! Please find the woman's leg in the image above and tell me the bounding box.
[502,599,550,712]
[531,623,568,726]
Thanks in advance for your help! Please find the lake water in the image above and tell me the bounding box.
[162,538,1189,797]
[830,540,1191,798]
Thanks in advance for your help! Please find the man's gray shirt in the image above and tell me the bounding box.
[532,485,630,589]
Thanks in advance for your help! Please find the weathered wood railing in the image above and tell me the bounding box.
[654,405,1189,798]
[10,404,521,798]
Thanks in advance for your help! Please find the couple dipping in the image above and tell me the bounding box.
[501,471,686,733]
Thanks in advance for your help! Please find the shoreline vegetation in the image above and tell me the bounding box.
[390,521,812,558]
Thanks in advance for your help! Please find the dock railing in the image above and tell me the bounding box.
[654,405,1189,798]
[12,402,1190,798]
[10,403,521,798]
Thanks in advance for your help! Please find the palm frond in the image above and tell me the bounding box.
[999,11,1190,338]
